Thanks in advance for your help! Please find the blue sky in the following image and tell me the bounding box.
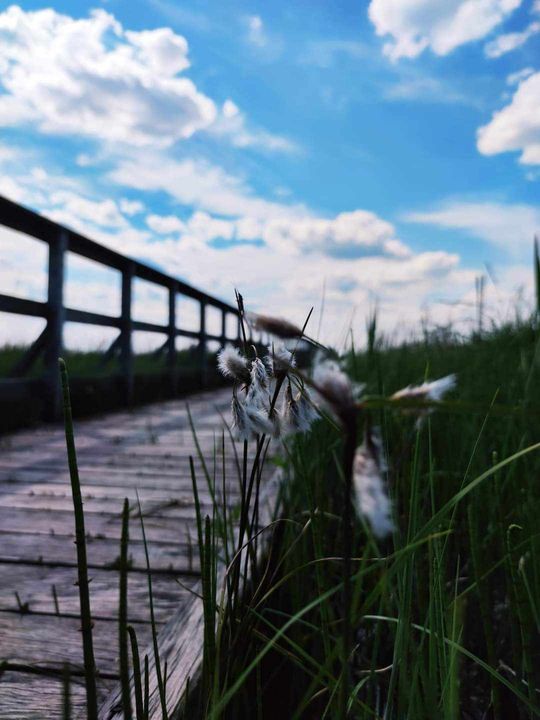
[0,0,539,348]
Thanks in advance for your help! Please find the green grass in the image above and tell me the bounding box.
[51,316,540,719]
[0,344,204,378]
[192,318,540,719]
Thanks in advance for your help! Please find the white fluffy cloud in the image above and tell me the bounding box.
[245,15,268,47]
[146,214,186,234]
[0,175,25,203]
[0,160,467,347]
[94,230,461,345]
[405,200,540,252]
[484,21,540,57]
[109,151,415,257]
[109,153,308,220]
[119,199,144,216]
[368,0,522,59]
[0,5,216,147]
[261,211,412,258]
[185,211,235,243]
[0,6,294,154]
[207,100,300,154]
[477,71,540,164]
[47,191,128,229]
[507,67,535,85]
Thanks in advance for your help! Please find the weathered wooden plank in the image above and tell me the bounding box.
[0,671,116,720]
[0,453,244,474]
[0,420,229,450]
[0,479,241,500]
[0,506,201,544]
[0,531,199,573]
[99,470,282,720]
[0,462,244,490]
[0,392,231,444]
[0,418,227,451]
[0,432,243,454]
[0,613,153,675]
[0,490,225,517]
[1,432,240,453]
[0,437,230,459]
[0,384,257,719]
[0,475,241,501]
[0,564,194,621]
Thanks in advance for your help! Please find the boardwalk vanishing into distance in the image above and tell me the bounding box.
[0,387,274,718]
[0,194,260,432]
[0,198,277,718]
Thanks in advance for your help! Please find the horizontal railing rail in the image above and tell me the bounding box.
[0,194,254,421]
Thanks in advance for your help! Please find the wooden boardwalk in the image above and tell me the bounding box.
[0,387,250,718]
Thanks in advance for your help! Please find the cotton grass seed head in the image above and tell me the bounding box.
[391,374,456,428]
[247,357,271,411]
[313,358,354,413]
[391,374,456,403]
[282,383,319,435]
[247,312,304,340]
[250,356,269,389]
[244,403,274,437]
[296,387,319,431]
[217,346,250,384]
[282,383,302,434]
[353,427,394,539]
[231,391,274,441]
[283,384,319,433]
[265,343,296,378]
[231,393,251,441]
[268,405,282,439]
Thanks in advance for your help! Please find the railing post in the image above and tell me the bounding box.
[120,263,134,406]
[237,316,242,345]
[167,285,177,393]
[221,310,227,348]
[199,301,207,388]
[45,231,67,421]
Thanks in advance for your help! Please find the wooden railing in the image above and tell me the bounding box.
[0,195,250,421]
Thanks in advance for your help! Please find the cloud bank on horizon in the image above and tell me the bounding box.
[0,0,538,349]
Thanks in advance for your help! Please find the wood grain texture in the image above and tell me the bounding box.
[0,530,199,573]
[0,671,115,720]
[0,387,273,719]
[0,564,194,620]
[98,469,282,720]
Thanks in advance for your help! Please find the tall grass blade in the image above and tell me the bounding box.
[136,491,168,720]
[119,498,132,720]
[534,236,540,319]
[128,625,144,720]
[59,358,98,720]
[364,615,540,716]
[62,663,71,720]
[144,654,149,720]
[52,584,60,615]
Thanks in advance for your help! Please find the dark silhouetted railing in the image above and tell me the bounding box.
[0,195,249,422]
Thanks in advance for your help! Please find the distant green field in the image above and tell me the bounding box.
[0,342,224,432]
[0,343,204,378]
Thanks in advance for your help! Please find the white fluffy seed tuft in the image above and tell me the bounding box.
[217,346,250,384]
[391,374,456,403]
[265,344,296,377]
[313,358,354,410]
[353,428,394,539]
[231,393,252,441]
